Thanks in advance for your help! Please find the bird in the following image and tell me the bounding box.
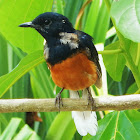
[19,12,102,136]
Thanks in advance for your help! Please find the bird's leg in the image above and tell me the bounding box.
[55,88,64,111]
[86,87,96,111]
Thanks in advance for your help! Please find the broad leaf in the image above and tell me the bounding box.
[0,34,29,130]
[0,34,8,76]
[64,0,84,25]
[93,0,110,43]
[0,50,45,97]
[0,114,8,127]
[129,42,140,73]
[0,118,40,140]
[129,42,139,65]
[0,118,23,140]
[14,124,41,140]
[127,82,138,94]
[31,63,58,132]
[102,41,126,81]
[107,66,133,95]
[111,0,140,42]
[0,0,53,54]
[83,110,140,140]
[46,112,76,140]
[84,0,100,36]
[54,0,64,15]
[31,63,55,99]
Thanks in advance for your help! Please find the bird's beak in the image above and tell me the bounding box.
[19,22,33,27]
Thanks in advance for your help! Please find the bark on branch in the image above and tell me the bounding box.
[0,94,140,113]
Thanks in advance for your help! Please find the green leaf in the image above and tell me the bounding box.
[102,41,126,81]
[138,43,140,72]
[29,132,41,140]
[13,124,41,140]
[129,42,140,73]
[126,82,138,94]
[46,112,76,140]
[0,33,29,130]
[0,0,53,54]
[54,0,64,15]
[0,34,8,76]
[84,0,100,36]
[106,27,116,40]
[0,114,9,127]
[111,0,140,42]
[30,63,57,133]
[0,118,40,140]
[83,110,140,140]
[0,118,23,140]
[0,50,45,97]
[93,0,110,43]
[31,63,55,98]
[13,125,33,140]
[64,0,84,25]
[107,66,133,95]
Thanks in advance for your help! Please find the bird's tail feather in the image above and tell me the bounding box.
[69,89,98,136]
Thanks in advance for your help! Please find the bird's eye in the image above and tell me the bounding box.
[62,20,66,23]
[45,19,52,25]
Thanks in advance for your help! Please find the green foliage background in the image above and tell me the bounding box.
[0,0,140,139]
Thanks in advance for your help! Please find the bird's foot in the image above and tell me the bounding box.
[87,88,96,111]
[55,88,64,111]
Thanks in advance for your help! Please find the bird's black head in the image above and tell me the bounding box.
[19,12,75,40]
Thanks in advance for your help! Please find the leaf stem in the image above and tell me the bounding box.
[104,0,140,89]
[117,32,140,89]
[98,49,123,55]
[135,43,140,66]
[124,52,140,88]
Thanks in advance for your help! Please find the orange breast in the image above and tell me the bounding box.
[49,53,98,91]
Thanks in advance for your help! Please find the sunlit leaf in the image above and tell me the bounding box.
[0,118,40,140]
[111,0,140,42]
[14,125,41,140]
[127,82,138,94]
[93,0,110,43]
[0,118,23,140]
[102,41,126,81]
[54,0,64,15]
[83,110,140,140]
[0,50,44,97]
[46,112,76,140]
[64,0,84,25]
[0,0,53,53]
[84,0,100,36]
[0,34,8,76]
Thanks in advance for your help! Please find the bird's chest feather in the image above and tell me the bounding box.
[49,53,98,90]
[44,32,80,65]
[44,32,98,90]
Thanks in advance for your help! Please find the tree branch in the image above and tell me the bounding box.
[0,94,140,113]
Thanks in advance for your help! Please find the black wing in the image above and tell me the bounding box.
[76,30,102,88]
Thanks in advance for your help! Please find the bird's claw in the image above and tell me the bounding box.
[55,88,64,111]
[55,93,63,111]
[87,88,96,111]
